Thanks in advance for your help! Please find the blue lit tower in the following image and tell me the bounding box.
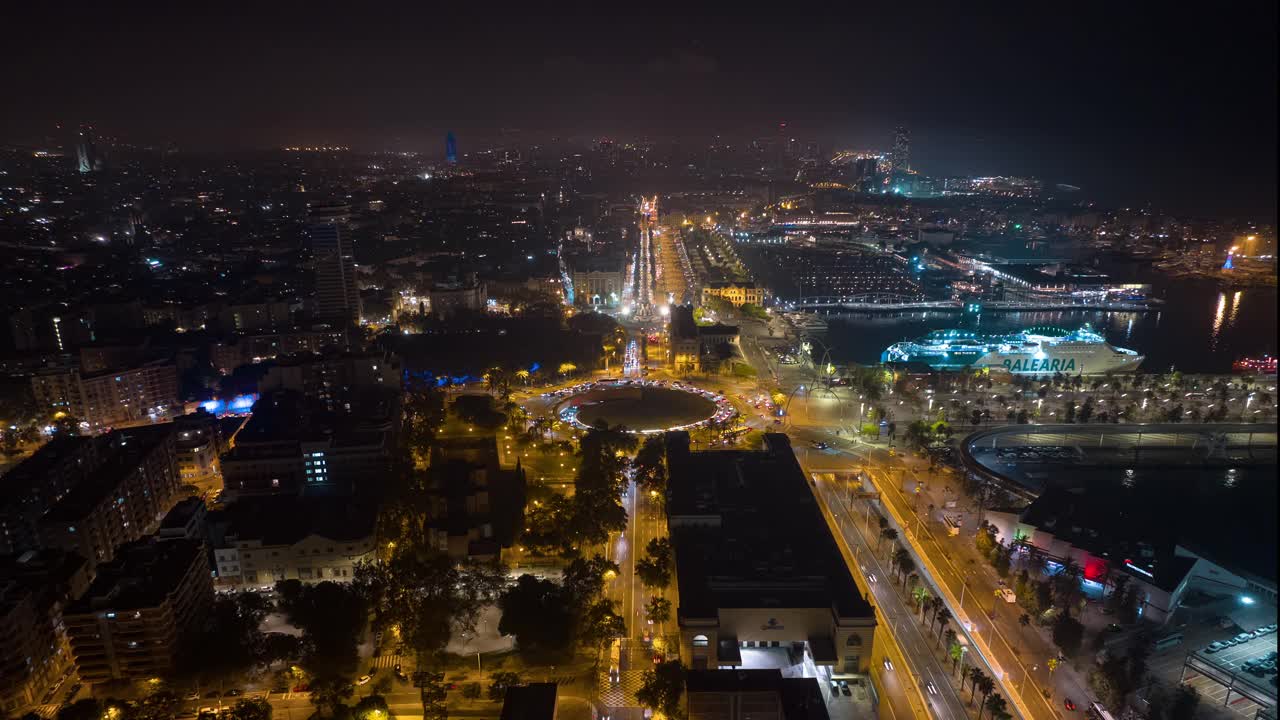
[445,131,457,164]
[76,125,97,173]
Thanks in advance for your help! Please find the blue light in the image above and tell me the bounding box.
[229,395,257,411]
[1241,595,1256,606]
[199,393,258,416]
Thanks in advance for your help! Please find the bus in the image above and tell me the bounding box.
[1152,632,1184,651]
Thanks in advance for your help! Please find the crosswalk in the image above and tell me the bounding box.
[371,654,406,669]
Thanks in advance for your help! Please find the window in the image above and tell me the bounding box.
[846,635,862,647]
[693,635,709,648]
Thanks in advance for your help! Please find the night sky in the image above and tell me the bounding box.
[5,3,1275,217]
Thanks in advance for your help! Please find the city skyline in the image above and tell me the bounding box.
[3,4,1276,218]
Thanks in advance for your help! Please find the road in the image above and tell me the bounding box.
[807,466,973,720]
[795,435,1091,720]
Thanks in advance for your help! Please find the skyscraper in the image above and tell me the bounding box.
[75,125,97,173]
[308,202,361,330]
[890,126,910,173]
[445,131,457,164]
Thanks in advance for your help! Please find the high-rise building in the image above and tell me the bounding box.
[39,425,182,570]
[61,538,212,685]
[890,126,910,172]
[308,202,362,328]
[75,125,97,174]
[30,360,180,432]
[446,131,457,164]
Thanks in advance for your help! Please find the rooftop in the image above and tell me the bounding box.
[64,538,203,614]
[43,425,173,522]
[664,432,872,621]
[686,670,830,720]
[499,683,557,720]
[216,495,377,547]
[1016,463,1277,589]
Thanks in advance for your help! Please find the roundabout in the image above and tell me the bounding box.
[550,380,736,434]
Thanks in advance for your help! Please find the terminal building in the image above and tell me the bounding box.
[701,282,765,308]
[664,432,876,676]
[965,425,1277,625]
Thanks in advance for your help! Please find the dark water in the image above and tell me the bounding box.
[822,264,1278,373]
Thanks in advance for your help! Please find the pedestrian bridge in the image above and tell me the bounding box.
[960,423,1278,499]
[793,295,1157,312]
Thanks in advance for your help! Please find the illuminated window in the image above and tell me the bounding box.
[693,635,709,647]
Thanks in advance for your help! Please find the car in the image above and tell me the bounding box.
[223,689,241,697]
[925,681,937,696]
[840,684,852,697]
[1236,633,1254,643]
[829,680,840,693]
[357,675,371,686]
[609,668,620,686]
[1105,624,1123,633]
[1207,642,1226,653]
[867,573,878,584]
[1064,699,1077,711]
[812,441,829,450]
[185,692,201,701]
[883,658,894,671]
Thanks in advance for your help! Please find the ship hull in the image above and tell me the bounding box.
[882,325,1144,375]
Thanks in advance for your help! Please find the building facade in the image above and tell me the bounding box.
[309,202,362,327]
[0,437,99,556]
[61,539,212,685]
[39,426,182,570]
[209,498,376,587]
[701,282,765,308]
[31,361,179,432]
[665,433,876,675]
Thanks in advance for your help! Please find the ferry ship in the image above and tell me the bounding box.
[882,324,1144,375]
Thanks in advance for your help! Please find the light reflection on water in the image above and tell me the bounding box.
[1211,292,1227,349]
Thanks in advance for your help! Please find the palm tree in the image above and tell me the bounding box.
[515,369,530,386]
[948,637,964,675]
[912,585,931,617]
[927,596,945,628]
[966,668,987,704]
[976,675,996,717]
[982,694,1008,720]
[879,527,898,553]
[934,608,952,644]
[893,548,915,588]
[1018,613,1032,652]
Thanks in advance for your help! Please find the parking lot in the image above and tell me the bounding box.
[1145,617,1278,720]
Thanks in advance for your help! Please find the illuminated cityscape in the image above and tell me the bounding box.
[0,8,1275,720]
